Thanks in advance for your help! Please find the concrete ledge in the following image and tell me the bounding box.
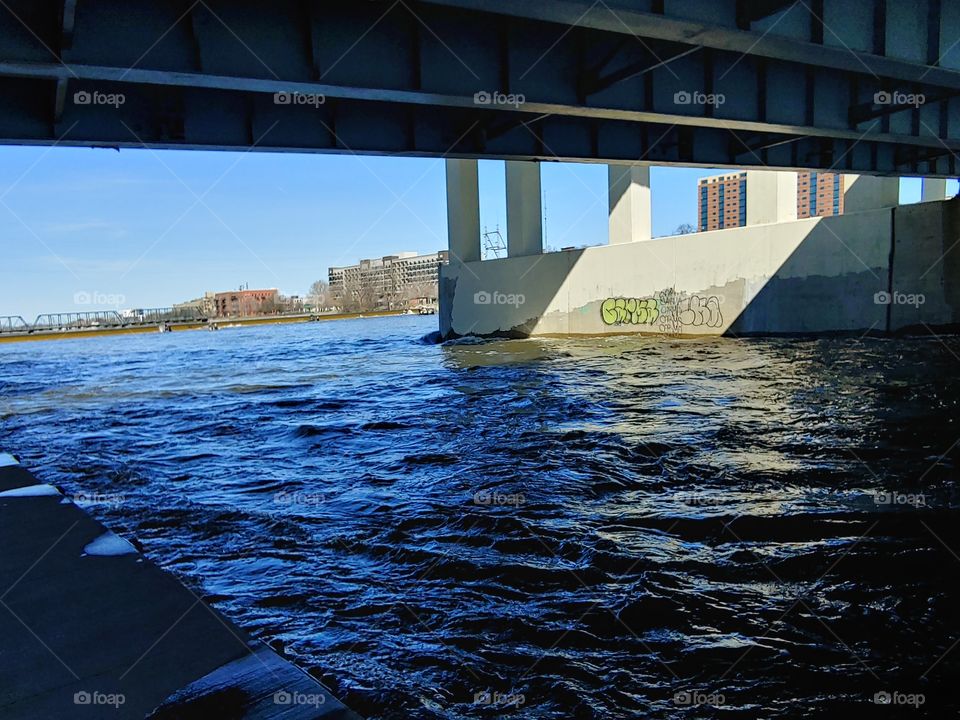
[0,455,360,720]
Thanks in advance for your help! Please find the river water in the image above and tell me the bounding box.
[1,315,958,718]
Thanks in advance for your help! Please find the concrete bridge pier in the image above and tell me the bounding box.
[843,175,900,212]
[505,161,543,257]
[444,159,481,264]
[442,158,547,337]
[922,178,949,202]
[608,165,652,244]
[746,171,798,225]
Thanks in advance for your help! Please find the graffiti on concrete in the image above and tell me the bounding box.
[600,297,660,326]
[602,291,723,330]
[678,295,723,328]
[653,289,724,332]
[656,288,682,333]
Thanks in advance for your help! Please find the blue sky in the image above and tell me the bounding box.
[0,144,953,320]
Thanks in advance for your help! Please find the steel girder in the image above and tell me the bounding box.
[0,0,958,175]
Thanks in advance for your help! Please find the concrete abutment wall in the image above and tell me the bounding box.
[439,197,960,338]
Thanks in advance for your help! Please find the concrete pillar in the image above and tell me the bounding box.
[445,159,481,263]
[608,165,651,244]
[745,170,797,225]
[505,160,543,257]
[842,174,900,213]
[921,178,948,202]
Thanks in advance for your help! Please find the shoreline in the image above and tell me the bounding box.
[0,309,418,344]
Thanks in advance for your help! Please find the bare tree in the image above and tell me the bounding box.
[674,223,697,235]
[402,281,438,302]
[337,273,375,312]
[356,282,377,312]
[260,297,278,315]
[339,276,359,312]
[307,280,330,311]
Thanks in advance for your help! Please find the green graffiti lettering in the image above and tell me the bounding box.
[601,298,618,324]
[599,297,660,326]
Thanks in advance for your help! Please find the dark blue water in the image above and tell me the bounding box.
[1,315,959,718]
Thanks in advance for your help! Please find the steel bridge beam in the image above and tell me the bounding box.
[0,0,957,175]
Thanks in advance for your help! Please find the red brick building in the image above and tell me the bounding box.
[697,172,747,231]
[796,171,844,218]
[213,288,279,317]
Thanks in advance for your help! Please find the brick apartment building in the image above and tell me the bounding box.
[698,172,748,231]
[213,288,279,317]
[698,171,844,231]
[796,171,845,219]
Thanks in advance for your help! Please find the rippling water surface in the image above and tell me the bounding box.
[2,315,959,718]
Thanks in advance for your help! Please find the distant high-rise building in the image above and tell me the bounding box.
[698,172,747,231]
[796,171,845,219]
[328,251,449,308]
[697,171,844,232]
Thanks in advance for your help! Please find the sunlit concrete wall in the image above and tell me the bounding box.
[439,197,960,338]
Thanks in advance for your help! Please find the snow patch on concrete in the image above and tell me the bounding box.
[83,531,137,557]
[0,453,19,467]
[0,484,61,497]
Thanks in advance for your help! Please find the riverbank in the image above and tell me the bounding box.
[0,309,410,344]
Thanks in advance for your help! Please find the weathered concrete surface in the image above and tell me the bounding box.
[440,198,959,338]
[0,457,360,720]
[889,199,960,331]
[728,210,890,335]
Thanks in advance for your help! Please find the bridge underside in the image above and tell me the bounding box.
[1,0,959,174]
